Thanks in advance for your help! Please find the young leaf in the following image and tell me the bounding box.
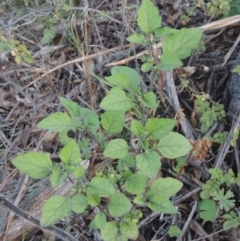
[155,52,182,71]
[108,193,132,217]
[50,168,68,187]
[213,189,235,211]
[162,28,203,59]
[140,91,157,108]
[105,75,131,90]
[127,33,146,44]
[37,112,75,133]
[156,132,192,158]
[59,139,82,165]
[136,151,161,178]
[43,27,55,44]
[130,119,145,137]
[12,152,52,179]
[101,111,125,134]
[71,194,88,214]
[111,66,141,90]
[154,27,178,39]
[125,174,147,195]
[133,195,145,206]
[40,196,72,226]
[86,190,101,206]
[168,225,181,238]
[145,118,176,139]
[141,62,153,72]
[73,166,85,179]
[120,219,138,240]
[87,177,116,197]
[58,132,74,145]
[60,97,99,131]
[137,0,161,34]
[100,88,134,111]
[94,211,107,230]
[101,222,118,241]
[198,199,218,221]
[146,177,183,199]
[148,195,177,214]
[104,139,129,159]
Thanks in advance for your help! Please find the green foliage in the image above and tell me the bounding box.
[128,0,203,73]
[198,199,218,221]
[195,94,225,133]
[168,225,181,238]
[10,0,204,240]
[200,167,240,229]
[0,32,33,65]
[207,0,231,17]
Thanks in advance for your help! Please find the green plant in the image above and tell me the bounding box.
[127,0,203,73]
[199,168,240,229]
[195,94,225,133]
[11,0,205,240]
[0,31,33,65]
[207,0,231,17]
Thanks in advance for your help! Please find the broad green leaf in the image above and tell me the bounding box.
[87,177,116,197]
[12,152,52,179]
[112,235,128,241]
[162,28,203,59]
[50,168,68,187]
[141,62,153,72]
[59,140,82,165]
[108,193,132,217]
[137,0,161,34]
[146,177,183,199]
[90,219,98,230]
[43,28,55,44]
[148,195,177,214]
[198,199,218,221]
[136,151,161,178]
[40,196,71,226]
[120,220,138,240]
[37,112,75,133]
[73,166,85,179]
[125,174,147,195]
[100,88,134,111]
[156,132,192,158]
[111,66,141,90]
[72,194,88,213]
[86,191,101,206]
[101,222,118,241]
[94,211,107,230]
[155,27,179,39]
[140,92,157,108]
[168,225,181,238]
[104,139,129,159]
[105,75,131,90]
[63,165,75,172]
[133,195,145,206]
[101,111,125,134]
[127,33,146,43]
[117,155,136,172]
[155,52,182,71]
[60,97,99,131]
[146,118,176,139]
[58,132,73,146]
[223,218,240,230]
[130,119,145,137]
[15,55,22,65]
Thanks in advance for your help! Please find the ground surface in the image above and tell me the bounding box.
[1,0,240,241]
